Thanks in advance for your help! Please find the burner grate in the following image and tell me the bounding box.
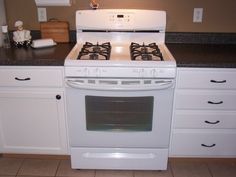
[130,42,164,61]
[78,42,111,60]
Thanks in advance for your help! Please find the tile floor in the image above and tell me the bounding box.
[0,157,236,177]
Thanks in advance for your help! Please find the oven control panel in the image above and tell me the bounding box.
[76,9,166,32]
[109,13,133,24]
[65,67,176,78]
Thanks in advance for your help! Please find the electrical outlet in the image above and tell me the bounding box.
[193,8,203,23]
[37,8,47,22]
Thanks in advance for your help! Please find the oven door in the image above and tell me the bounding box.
[66,78,174,148]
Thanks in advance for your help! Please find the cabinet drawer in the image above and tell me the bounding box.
[174,110,236,129]
[177,69,236,89]
[170,130,236,157]
[0,68,63,87]
[175,90,236,110]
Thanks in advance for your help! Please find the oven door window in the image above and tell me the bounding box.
[85,96,153,131]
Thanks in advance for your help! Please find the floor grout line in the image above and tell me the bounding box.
[54,159,62,177]
[205,161,214,177]
[15,157,25,177]
[169,161,175,177]
[94,169,97,177]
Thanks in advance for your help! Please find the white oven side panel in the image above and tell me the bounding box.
[66,87,174,148]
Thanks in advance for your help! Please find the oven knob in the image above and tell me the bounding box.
[83,68,89,76]
[139,69,144,77]
[150,69,157,77]
[141,69,147,77]
[95,68,102,77]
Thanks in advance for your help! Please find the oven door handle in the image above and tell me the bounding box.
[66,79,174,91]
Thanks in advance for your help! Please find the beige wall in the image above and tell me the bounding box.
[4,0,236,32]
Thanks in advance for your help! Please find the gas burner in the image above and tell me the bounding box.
[130,42,164,61]
[89,53,99,60]
[142,54,152,61]
[78,42,111,60]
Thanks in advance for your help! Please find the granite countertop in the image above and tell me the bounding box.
[167,43,236,68]
[0,43,75,66]
[1,42,236,68]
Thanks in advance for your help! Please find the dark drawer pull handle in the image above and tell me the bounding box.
[205,120,220,124]
[15,77,31,81]
[201,144,216,148]
[208,101,223,105]
[210,80,226,83]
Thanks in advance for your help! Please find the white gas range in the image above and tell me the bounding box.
[65,9,176,170]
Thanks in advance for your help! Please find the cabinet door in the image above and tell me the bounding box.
[0,90,68,154]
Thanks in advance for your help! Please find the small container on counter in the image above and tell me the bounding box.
[1,25,11,48]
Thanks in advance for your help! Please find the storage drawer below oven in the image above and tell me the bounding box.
[70,147,168,170]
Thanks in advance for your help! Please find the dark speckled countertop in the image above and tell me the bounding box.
[166,43,236,68]
[0,43,75,66]
[0,42,236,68]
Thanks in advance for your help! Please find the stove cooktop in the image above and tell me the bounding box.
[77,42,165,61]
[66,42,176,68]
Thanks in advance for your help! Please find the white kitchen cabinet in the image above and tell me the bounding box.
[0,67,68,155]
[175,90,236,110]
[177,69,236,89]
[171,129,236,157]
[170,68,236,157]
[0,68,63,87]
[174,110,236,129]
